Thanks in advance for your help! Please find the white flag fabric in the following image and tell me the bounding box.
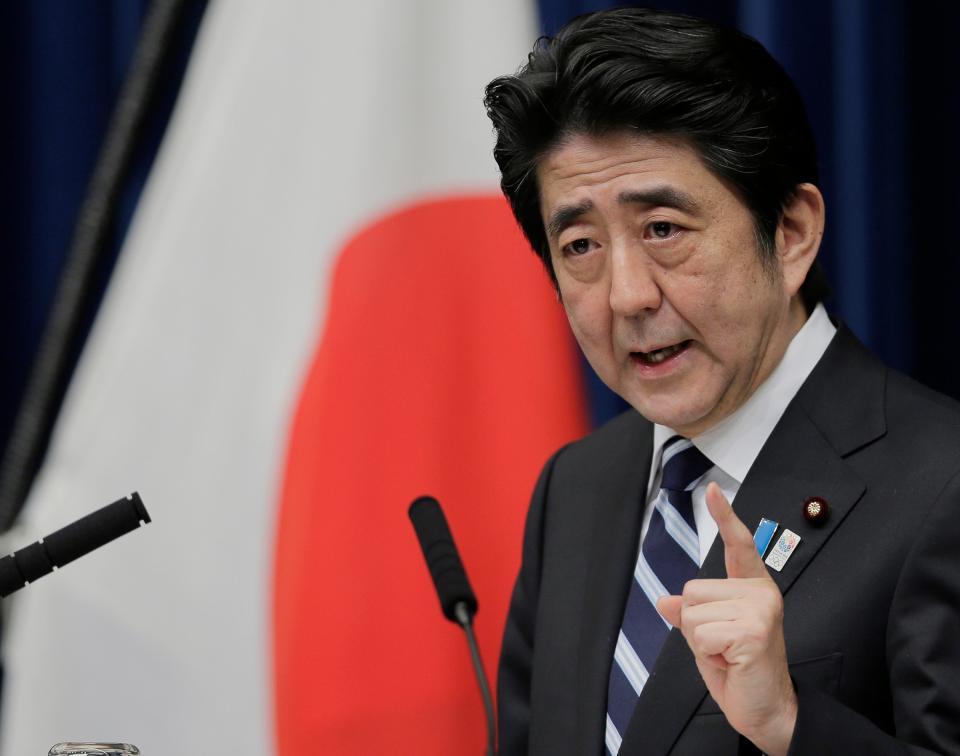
[0,2,546,753]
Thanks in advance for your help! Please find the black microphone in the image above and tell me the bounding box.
[408,495,477,622]
[0,492,151,598]
[408,495,495,756]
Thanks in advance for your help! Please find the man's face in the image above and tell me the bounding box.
[538,131,806,437]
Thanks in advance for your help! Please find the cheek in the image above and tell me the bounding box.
[561,287,613,352]
[694,271,782,364]
[663,265,754,359]
[563,298,601,343]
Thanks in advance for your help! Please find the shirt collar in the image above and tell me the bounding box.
[652,303,837,483]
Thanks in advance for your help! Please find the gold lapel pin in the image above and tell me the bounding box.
[802,496,830,525]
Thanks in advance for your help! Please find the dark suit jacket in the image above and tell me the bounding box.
[498,326,960,755]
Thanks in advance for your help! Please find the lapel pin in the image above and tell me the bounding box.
[752,518,779,557]
[765,529,801,572]
[802,496,830,525]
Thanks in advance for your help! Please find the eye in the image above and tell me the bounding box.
[562,237,597,257]
[647,221,677,239]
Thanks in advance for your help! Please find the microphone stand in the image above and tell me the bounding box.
[454,601,495,756]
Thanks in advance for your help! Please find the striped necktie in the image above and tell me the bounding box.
[604,436,713,755]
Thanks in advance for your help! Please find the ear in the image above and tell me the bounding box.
[776,183,825,298]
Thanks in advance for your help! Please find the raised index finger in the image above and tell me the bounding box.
[706,481,768,579]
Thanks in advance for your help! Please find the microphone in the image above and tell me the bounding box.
[408,495,477,622]
[0,492,151,598]
[408,495,495,756]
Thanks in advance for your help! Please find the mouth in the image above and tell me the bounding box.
[632,340,692,367]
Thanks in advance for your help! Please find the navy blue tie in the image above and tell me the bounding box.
[604,436,713,754]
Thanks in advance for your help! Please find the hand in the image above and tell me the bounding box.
[656,482,797,756]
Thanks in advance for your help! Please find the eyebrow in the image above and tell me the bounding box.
[545,185,703,240]
[617,186,702,215]
[546,200,594,239]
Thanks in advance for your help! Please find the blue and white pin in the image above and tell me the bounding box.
[752,518,801,571]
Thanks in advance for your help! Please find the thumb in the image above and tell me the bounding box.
[706,482,768,579]
[657,595,683,627]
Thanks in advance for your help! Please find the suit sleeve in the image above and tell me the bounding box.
[788,468,960,755]
[497,447,565,756]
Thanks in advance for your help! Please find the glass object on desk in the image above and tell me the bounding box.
[49,744,139,755]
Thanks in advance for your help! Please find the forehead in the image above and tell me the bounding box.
[536,131,738,226]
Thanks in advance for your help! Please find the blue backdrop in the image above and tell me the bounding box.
[3,0,960,478]
[1,1,148,465]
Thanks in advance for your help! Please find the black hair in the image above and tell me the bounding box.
[484,7,830,309]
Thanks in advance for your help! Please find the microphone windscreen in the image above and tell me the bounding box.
[43,492,150,568]
[408,495,478,623]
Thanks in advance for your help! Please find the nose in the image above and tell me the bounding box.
[608,242,661,316]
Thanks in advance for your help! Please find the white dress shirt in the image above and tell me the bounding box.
[639,303,837,564]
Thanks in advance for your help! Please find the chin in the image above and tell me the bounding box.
[628,396,711,435]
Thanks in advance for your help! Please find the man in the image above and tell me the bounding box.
[484,8,960,755]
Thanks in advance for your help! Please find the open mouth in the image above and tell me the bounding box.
[633,340,691,366]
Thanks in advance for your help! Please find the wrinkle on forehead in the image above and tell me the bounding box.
[540,149,676,188]
[540,132,695,184]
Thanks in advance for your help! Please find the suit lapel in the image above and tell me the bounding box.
[717,406,866,596]
[576,414,653,756]
[617,325,885,755]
